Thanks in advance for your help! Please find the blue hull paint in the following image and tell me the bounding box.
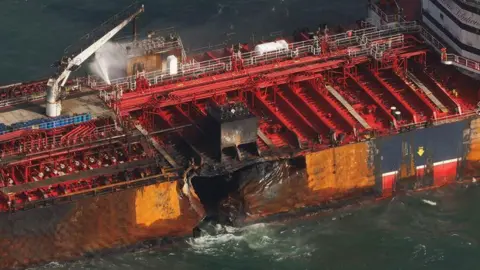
[373,118,472,192]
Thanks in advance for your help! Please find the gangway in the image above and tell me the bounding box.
[406,71,448,113]
[325,85,371,129]
[135,124,178,167]
[420,27,480,76]
[441,53,480,74]
[368,0,480,77]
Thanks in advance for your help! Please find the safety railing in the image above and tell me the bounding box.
[457,0,480,7]
[398,109,477,129]
[0,122,120,158]
[421,24,480,75]
[369,1,480,76]
[94,38,321,89]
[369,34,405,60]
[92,21,422,94]
[419,26,445,53]
[0,93,46,108]
[442,53,480,72]
[418,15,480,75]
[369,0,450,59]
[368,2,406,25]
[347,46,370,58]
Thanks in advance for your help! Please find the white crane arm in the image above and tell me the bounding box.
[46,3,144,117]
[58,4,144,87]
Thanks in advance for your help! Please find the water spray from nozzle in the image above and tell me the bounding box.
[95,53,111,85]
[89,41,128,85]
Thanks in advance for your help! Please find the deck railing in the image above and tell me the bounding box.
[369,1,480,76]
[92,21,422,97]
[0,122,120,158]
[398,110,477,130]
[442,53,480,73]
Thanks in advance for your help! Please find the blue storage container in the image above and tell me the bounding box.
[4,112,92,135]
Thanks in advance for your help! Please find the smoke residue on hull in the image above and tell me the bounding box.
[191,173,243,226]
[191,159,306,230]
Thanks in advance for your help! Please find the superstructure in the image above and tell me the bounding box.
[1,0,480,268]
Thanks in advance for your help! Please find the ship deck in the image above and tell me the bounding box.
[0,14,478,212]
[0,88,114,125]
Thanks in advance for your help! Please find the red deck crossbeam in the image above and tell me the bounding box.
[255,91,304,140]
[284,84,337,133]
[347,73,398,129]
[308,80,358,132]
[121,54,346,99]
[393,50,438,119]
[421,69,463,114]
[273,86,318,139]
[119,58,354,113]
[396,72,438,119]
[398,49,428,59]
[117,48,366,112]
[252,91,301,145]
[370,71,418,123]
[174,105,205,136]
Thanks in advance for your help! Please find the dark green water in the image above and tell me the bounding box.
[28,184,480,270]
[0,0,365,84]
[4,0,480,269]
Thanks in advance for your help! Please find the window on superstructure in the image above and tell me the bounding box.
[440,13,444,20]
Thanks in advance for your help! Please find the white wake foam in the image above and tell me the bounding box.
[187,222,314,261]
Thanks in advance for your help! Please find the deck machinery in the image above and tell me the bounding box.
[0,1,478,213]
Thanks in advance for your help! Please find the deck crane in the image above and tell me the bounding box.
[45,4,145,117]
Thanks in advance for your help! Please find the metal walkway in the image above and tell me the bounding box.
[406,71,448,113]
[257,130,275,149]
[93,21,422,92]
[135,124,178,167]
[369,0,480,77]
[442,54,480,75]
[419,26,480,75]
[325,85,371,129]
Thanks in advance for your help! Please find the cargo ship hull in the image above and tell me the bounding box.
[238,117,479,222]
[1,116,479,269]
[3,0,480,268]
[0,181,204,268]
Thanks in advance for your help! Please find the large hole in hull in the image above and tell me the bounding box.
[191,174,240,225]
[190,159,306,237]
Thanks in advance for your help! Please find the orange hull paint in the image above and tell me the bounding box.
[0,181,203,269]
